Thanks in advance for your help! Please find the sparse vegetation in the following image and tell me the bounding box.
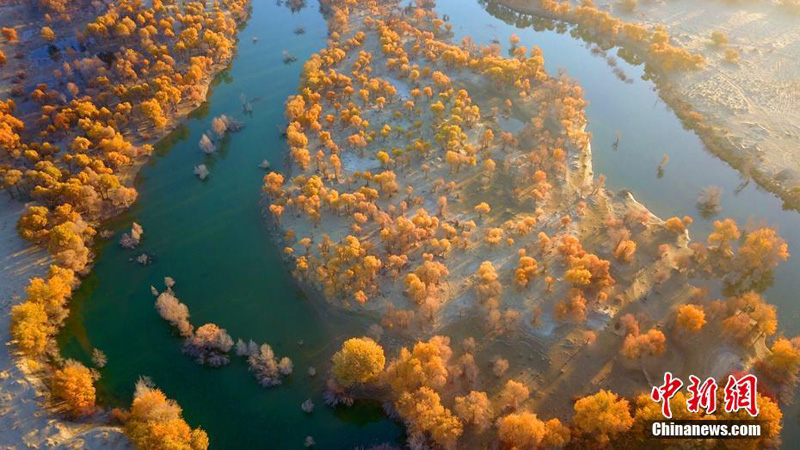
[711,30,729,47]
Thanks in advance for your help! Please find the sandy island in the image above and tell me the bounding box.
[263,3,787,444]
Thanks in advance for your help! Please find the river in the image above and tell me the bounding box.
[58,1,402,448]
[59,0,800,446]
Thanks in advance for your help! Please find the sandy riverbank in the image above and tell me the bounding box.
[0,195,129,449]
[0,0,251,444]
[493,0,800,211]
[0,69,224,450]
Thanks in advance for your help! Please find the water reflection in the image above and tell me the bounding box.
[278,0,308,13]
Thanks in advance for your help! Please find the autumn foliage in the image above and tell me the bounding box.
[1,0,252,442]
[396,387,462,449]
[332,337,386,387]
[10,302,51,357]
[622,328,666,359]
[757,338,800,385]
[573,390,633,443]
[124,380,209,450]
[497,412,545,448]
[51,360,96,417]
[249,2,793,448]
[675,304,706,333]
[384,336,451,395]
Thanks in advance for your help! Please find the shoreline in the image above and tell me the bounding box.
[0,196,128,448]
[489,0,800,214]
[0,4,252,446]
[249,5,800,448]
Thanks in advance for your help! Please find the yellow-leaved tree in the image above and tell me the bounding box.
[497,412,545,448]
[573,390,633,444]
[51,360,95,417]
[332,337,385,387]
[395,387,462,449]
[124,379,209,450]
[10,302,51,356]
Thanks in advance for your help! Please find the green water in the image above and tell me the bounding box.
[59,2,402,448]
[59,0,800,446]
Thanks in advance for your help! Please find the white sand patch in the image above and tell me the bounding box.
[384,75,412,98]
[340,151,381,173]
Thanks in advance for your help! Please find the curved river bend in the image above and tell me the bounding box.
[60,2,402,447]
[60,0,800,445]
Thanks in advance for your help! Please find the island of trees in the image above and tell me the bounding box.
[263,0,795,447]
